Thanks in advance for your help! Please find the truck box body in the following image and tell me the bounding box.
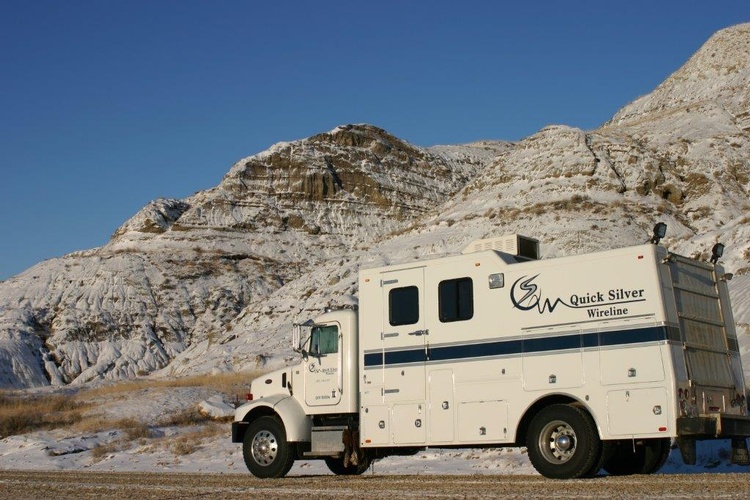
[232,234,750,479]
[357,242,744,447]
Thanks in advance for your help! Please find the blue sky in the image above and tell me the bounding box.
[1,1,747,280]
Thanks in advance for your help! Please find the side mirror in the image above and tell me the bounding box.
[292,319,314,352]
[292,324,301,352]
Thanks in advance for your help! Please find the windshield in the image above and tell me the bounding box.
[309,325,339,355]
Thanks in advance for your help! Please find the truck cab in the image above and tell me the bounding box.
[231,309,363,478]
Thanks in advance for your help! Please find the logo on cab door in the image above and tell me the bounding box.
[308,362,338,375]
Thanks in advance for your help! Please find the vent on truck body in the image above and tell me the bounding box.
[462,234,540,260]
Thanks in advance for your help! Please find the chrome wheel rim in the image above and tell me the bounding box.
[538,419,577,464]
[251,430,278,466]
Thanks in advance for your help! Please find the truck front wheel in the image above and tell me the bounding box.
[526,404,601,479]
[243,416,295,478]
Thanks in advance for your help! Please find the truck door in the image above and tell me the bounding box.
[304,323,342,407]
[380,267,428,444]
[380,267,427,402]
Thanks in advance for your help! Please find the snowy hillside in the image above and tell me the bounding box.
[0,125,506,388]
[1,24,750,388]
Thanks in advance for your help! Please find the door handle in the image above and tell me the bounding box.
[408,329,429,336]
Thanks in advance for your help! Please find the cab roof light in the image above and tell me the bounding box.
[650,222,667,244]
[710,243,724,264]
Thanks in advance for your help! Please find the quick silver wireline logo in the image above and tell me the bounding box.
[510,274,646,318]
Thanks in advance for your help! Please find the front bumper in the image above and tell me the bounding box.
[232,421,249,443]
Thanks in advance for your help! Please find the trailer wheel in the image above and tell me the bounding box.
[243,416,295,478]
[603,438,671,476]
[324,455,372,475]
[526,404,601,479]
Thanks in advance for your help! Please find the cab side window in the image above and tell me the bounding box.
[389,286,419,326]
[439,277,474,322]
[310,325,339,355]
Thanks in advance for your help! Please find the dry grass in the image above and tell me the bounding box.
[0,392,91,438]
[90,442,118,462]
[1,371,258,440]
[114,418,154,441]
[171,437,198,456]
[88,415,223,459]
[0,371,263,461]
[157,407,212,428]
[121,422,228,457]
[70,415,112,435]
[169,423,227,456]
[82,371,258,400]
[85,418,156,460]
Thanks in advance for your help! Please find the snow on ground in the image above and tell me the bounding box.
[1,383,747,477]
[1,428,747,476]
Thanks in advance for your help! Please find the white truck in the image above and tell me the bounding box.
[232,226,750,479]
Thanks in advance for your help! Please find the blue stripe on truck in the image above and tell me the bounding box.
[363,326,669,368]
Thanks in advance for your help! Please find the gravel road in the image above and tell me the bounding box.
[1,470,748,499]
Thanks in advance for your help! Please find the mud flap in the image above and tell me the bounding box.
[676,437,696,465]
[731,438,749,466]
[343,428,364,467]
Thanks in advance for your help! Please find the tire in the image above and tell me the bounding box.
[646,438,672,474]
[526,404,602,479]
[584,440,617,477]
[324,455,372,475]
[603,438,671,476]
[242,416,295,478]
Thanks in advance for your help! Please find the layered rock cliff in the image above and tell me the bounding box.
[1,25,749,388]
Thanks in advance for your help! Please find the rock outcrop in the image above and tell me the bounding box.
[1,24,750,388]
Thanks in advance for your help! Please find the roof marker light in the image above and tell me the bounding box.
[650,222,667,244]
[710,243,724,264]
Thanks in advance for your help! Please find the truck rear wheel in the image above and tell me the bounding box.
[526,404,601,479]
[243,416,295,478]
[647,438,672,473]
[324,455,372,475]
[603,438,671,475]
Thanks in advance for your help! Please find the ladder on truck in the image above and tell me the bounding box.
[666,254,738,399]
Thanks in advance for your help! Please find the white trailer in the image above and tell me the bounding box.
[232,227,750,478]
